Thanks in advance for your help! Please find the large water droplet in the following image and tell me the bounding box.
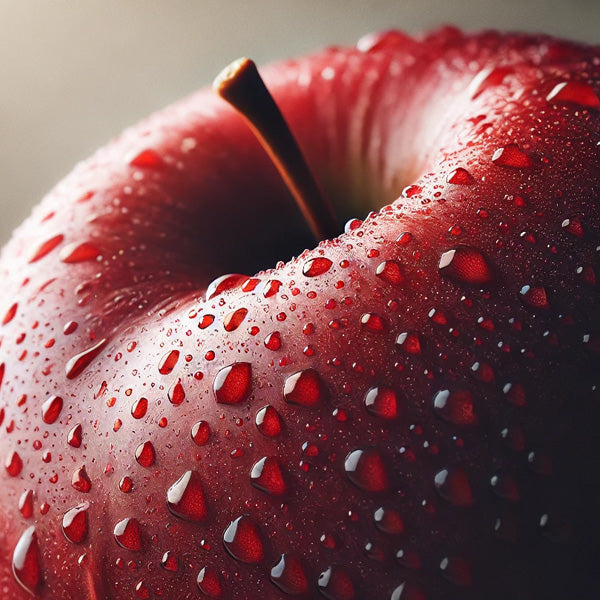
[391,581,427,600]
[62,503,89,544]
[222,515,264,564]
[135,441,156,467]
[303,257,332,277]
[213,362,252,404]
[205,273,248,301]
[546,80,600,108]
[439,246,494,286]
[519,285,550,310]
[344,448,389,492]
[5,451,23,477]
[250,457,286,496]
[271,553,309,595]
[446,166,474,184]
[492,144,532,168]
[284,368,327,408]
[374,507,404,534]
[113,518,142,551]
[364,387,400,420]
[41,395,63,424]
[167,470,207,521]
[197,566,222,598]
[223,308,248,332]
[440,556,472,586]
[2,302,18,325]
[168,378,185,405]
[12,526,42,594]
[490,473,520,502]
[67,424,83,448]
[158,350,180,375]
[131,397,149,419]
[256,405,283,436]
[434,467,473,506]
[432,389,477,426]
[396,332,421,354]
[161,551,178,572]
[19,490,34,518]
[191,421,211,446]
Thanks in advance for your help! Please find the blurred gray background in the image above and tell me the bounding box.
[0,0,598,245]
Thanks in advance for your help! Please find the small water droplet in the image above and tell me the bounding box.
[197,566,222,598]
[213,362,252,404]
[264,331,281,351]
[2,302,18,325]
[62,502,89,544]
[519,285,550,310]
[65,338,107,379]
[205,273,248,300]
[167,470,207,521]
[317,565,355,600]
[250,457,286,495]
[364,387,399,420]
[434,467,473,506]
[191,420,211,446]
[255,405,283,436]
[396,332,421,354]
[135,441,156,467]
[303,257,332,277]
[433,389,477,426]
[168,378,186,405]
[223,308,248,332]
[72,465,92,493]
[41,395,63,424]
[283,368,327,408]
[222,515,264,564]
[492,144,532,168]
[161,551,178,572]
[12,526,42,594]
[113,518,142,551]
[158,350,180,375]
[5,451,23,477]
[373,507,404,534]
[270,553,309,595]
[446,167,475,184]
[344,448,389,492]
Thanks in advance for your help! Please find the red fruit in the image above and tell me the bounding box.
[0,26,599,600]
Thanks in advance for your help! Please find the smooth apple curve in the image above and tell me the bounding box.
[0,27,599,599]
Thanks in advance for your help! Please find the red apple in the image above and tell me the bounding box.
[0,26,599,599]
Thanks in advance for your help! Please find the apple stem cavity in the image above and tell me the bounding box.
[214,57,339,242]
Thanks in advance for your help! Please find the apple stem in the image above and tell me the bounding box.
[214,57,339,242]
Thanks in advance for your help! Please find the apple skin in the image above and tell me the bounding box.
[0,26,599,599]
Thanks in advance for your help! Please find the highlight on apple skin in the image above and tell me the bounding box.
[0,26,599,599]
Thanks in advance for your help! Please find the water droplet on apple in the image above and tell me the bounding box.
[2,302,18,325]
[191,420,211,446]
[18,490,34,518]
[41,395,63,424]
[503,382,527,407]
[373,507,404,534]
[205,273,248,300]
[344,448,389,492]
[167,470,207,521]
[223,307,248,331]
[65,338,107,379]
[213,362,252,404]
[375,260,404,285]
[263,279,282,297]
[197,566,223,598]
[62,502,89,544]
[255,405,283,436]
[433,389,477,426]
[396,332,422,354]
[264,331,281,350]
[446,166,474,184]
[469,65,512,98]
[67,424,83,447]
[492,144,532,168]
[284,368,327,408]
[119,476,134,493]
[303,257,333,277]
[113,518,142,551]
[546,80,600,108]
[270,553,309,594]
[5,450,23,477]
[434,467,473,506]
[490,473,520,502]
[135,441,156,467]
[250,456,286,496]
[317,565,355,600]
[360,313,386,332]
[72,465,92,493]
[29,233,64,263]
[440,556,472,586]
[158,350,180,375]
[439,246,494,286]
[59,242,101,263]
[168,378,185,405]
[135,580,150,599]
[161,551,178,572]
[519,285,550,310]
[222,515,264,563]
[131,397,148,419]
[12,526,42,594]
[199,314,215,329]
[364,387,400,420]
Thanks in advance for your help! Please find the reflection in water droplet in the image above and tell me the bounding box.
[65,338,107,379]
[222,515,264,564]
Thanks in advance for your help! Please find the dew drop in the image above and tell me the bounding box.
[158,350,180,375]
[205,273,247,300]
[41,395,63,424]
[439,246,494,286]
[65,338,107,379]
[360,313,386,332]
[396,332,421,354]
[131,397,148,419]
[434,467,473,506]
[250,457,286,495]
[433,389,477,426]
[375,260,404,285]
[161,551,178,572]
[129,148,164,168]
[283,368,327,408]
[270,553,309,595]
[223,308,248,332]
[168,378,185,405]
[373,507,404,534]
[191,420,211,446]
[72,465,92,493]
[67,424,83,448]
[59,242,101,263]
[222,515,264,564]
[5,451,23,477]
[29,234,64,263]
[263,279,282,297]
[119,476,134,493]
[135,441,156,467]
[199,314,215,329]
[364,387,399,420]
[303,257,332,277]
[546,80,600,108]
[519,285,550,310]
[12,526,42,594]
[446,166,474,184]
[213,362,252,405]
[167,470,207,521]
[264,331,282,351]
[492,144,532,168]
[344,448,389,492]
[2,302,18,325]
[317,565,355,600]
[19,490,34,518]
[197,566,223,598]
[256,405,283,436]
[113,518,142,551]
[62,502,89,544]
